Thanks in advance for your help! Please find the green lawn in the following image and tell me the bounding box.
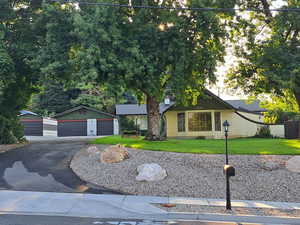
[91,135,300,155]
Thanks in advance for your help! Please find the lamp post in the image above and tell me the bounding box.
[222,120,235,211]
[223,120,229,164]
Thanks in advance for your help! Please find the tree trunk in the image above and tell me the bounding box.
[145,95,161,141]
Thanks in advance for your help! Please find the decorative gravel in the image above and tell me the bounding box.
[70,144,300,202]
[154,204,300,218]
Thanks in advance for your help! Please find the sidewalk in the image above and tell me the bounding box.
[0,190,299,224]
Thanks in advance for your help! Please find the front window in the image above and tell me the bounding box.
[177,112,185,132]
[188,112,212,131]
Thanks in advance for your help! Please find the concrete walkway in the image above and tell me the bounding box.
[0,191,299,224]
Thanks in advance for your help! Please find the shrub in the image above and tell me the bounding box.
[119,116,137,132]
[255,126,273,138]
[122,130,138,135]
[0,116,24,144]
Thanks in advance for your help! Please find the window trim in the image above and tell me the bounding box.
[177,112,186,132]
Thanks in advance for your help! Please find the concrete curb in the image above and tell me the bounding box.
[0,190,299,224]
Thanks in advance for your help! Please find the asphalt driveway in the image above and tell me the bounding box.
[0,141,120,194]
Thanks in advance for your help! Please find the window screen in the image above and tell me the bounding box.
[188,112,212,131]
[214,112,221,131]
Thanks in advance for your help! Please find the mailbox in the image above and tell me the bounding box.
[223,165,235,177]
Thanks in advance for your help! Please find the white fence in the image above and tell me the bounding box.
[269,125,285,138]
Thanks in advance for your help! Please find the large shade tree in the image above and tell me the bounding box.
[35,0,236,140]
[0,0,41,144]
[227,0,300,110]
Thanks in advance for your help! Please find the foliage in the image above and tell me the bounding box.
[260,91,300,123]
[30,81,77,116]
[34,0,236,140]
[254,126,272,138]
[0,0,41,143]
[119,116,138,132]
[91,136,300,155]
[227,0,300,110]
[71,85,121,114]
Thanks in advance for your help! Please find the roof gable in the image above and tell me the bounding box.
[116,102,174,115]
[54,105,116,119]
[168,90,234,111]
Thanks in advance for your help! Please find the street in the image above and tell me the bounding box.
[0,215,283,225]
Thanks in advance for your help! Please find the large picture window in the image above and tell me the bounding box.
[177,113,185,132]
[188,112,212,131]
[214,112,221,131]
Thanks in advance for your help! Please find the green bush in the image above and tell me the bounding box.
[254,126,273,138]
[119,116,138,132]
[0,115,24,144]
[140,129,147,136]
[122,130,138,135]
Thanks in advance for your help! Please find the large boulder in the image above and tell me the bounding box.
[100,144,129,163]
[136,163,167,182]
[286,156,300,173]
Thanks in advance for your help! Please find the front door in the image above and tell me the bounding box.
[87,119,97,136]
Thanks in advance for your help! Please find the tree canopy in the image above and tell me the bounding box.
[0,0,41,143]
[227,0,300,110]
[34,0,236,140]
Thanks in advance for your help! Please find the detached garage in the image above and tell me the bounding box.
[19,110,57,136]
[54,106,119,137]
[19,110,43,136]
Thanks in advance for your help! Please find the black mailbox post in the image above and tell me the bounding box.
[223,120,235,210]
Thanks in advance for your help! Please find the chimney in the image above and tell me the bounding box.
[164,97,170,105]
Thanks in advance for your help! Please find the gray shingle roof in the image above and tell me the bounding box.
[116,103,174,115]
[54,105,116,118]
[225,100,266,112]
[19,110,38,116]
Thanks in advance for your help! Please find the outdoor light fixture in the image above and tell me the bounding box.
[223,120,230,164]
[222,120,235,211]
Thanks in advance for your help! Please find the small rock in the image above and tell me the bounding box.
[86,146,100,155]
[261,161,280,171]
[100,144,129,163]
[136,163,167,182]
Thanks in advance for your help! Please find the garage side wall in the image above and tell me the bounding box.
[20,114,43,136]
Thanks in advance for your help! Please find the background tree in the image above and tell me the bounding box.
[260,91,299,123]
[227,0,300,110]
[71,84,126,114]
[30,81,80,116]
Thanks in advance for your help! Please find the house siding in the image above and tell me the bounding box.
[20,114,43,136]
[166,110,264,139]
[222,111,264,138]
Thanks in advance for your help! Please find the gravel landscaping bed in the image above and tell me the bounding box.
[71,144,300,202]
[154,204,300,218]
